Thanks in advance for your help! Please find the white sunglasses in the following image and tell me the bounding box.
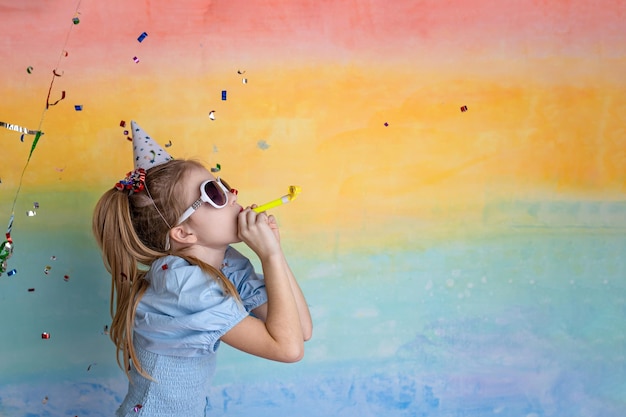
[176,177,233,225]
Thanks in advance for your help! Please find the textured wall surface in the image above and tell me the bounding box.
[1,1,625,416]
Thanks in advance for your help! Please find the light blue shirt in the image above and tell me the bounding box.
[117,246,267,417]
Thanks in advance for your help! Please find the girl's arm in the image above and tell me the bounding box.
[252,260,312,341]
[221,209,304,362]
[251,214,312,341]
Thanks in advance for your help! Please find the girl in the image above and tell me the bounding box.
[92,121,312,416]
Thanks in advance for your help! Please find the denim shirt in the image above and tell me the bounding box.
[117,246,267,417]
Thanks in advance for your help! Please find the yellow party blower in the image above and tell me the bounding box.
[253,186,302,213]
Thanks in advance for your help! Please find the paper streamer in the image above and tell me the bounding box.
[2,0,83,276]
[28,131,43,161]
[0,121,42,136]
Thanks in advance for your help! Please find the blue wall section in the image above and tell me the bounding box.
[1,195,624,416]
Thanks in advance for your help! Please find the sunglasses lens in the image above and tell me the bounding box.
[203,181,227,206]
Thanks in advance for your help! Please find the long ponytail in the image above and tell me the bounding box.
[92,160,241,381]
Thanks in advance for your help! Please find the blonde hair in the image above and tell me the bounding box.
[92,159,240,380]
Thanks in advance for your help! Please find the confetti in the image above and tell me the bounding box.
[133,56,140,63]
[124,130,129,135]
[27,66,33,74]
[137,32,148,42]
[87,362,97,371]
[28,288,35,292]
[1,240,13,276]
[384,122,389,127]
[74,105,83,111]
[26,210,36,217]
[242,78,248,84]
[72,17,79,24]
[209,110,216,120]
[134,404,143,412]
[161,264,168,270]
[64,275,70,282]
[103,325,109,335]
[165,140,172,148]
[42,396,49,404]
[41,332,50,339]
[237,70,246,74]
[257,140,270,150]
[210,164,221,173]
[34,202,39,209]
[120,120,126,127]
[7,269,17,276]
[44,265,52,274]
[460,105,468,112]
[221,90,227,100]
[50,255,56,260]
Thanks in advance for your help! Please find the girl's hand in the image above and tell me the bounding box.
[237,207,281,260]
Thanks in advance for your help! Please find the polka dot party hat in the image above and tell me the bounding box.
[131,120,173,170]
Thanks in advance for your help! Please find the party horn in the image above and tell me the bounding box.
[252,186,301,213]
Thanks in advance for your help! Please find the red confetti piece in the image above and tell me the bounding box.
[120,120,126,127]
[133,404,143,412]
[460,105,468,112]
[161,264,168,270]
[41,332,50,339]
[64,275,70,282]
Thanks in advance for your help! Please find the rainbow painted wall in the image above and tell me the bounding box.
[1,1,624,416]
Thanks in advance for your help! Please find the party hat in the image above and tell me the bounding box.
[131,120,173,170]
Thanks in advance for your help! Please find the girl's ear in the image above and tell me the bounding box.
[169,225,197,245]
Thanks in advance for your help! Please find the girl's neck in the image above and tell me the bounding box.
[183,244,226,271]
